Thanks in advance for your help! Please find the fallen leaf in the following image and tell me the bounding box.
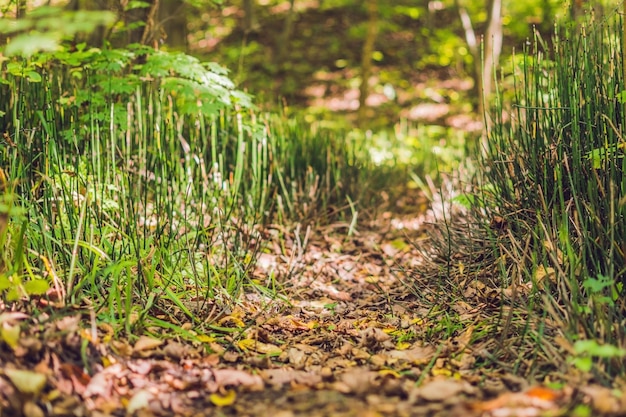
[287,347,307,367]
[470,386,562,413]
[133,336,163,352]
[127,389,155,414]
[209,389,236,407]
[0,312,29,325]
[334,369,380,395]
[23,400,45,417]
[388,345,435,364]
[1,323,21,349]
[359,327,392,348]
[59,363,91,395]
[55,315,81,332]
[4,368,47,395]
[84,365,121,398]
[419,379,466,402]
[581,385,620,414]
[260,369,322,387]
[163,341,187,359]
[211,369,264,391]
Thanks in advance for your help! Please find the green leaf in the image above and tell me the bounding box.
[25,71,42,82]
[0,275,11,291]
[574,340,626,358]
[6,287,21,301]
[583,278,606,293]
[571,356,593,372]
[452,193,474,208]
[125,1,151,11]
[5,32,61,57]
[24,279,49,295]
[0,19,32,34]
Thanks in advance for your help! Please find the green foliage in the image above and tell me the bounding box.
[0,187,50,301]
[0,31,364,337]
[0,6,115,57]
[569,339,626,373]
[473,13,626,377]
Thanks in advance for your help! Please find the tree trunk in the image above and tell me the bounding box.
[16,0,26,19]
[275,0,296,65]
[243,0,259,33]
[126,0,156,45]
[455,0,502,152]
[357,0,379,126]
[158,0,188,49]
[482,0,502,116]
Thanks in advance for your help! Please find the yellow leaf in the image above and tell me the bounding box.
[218,315,245,328]
[1,323,21,349]
[306,320,319,329]
[378,369,400,378]
[5,369,47,395]
[237,338,255,351]
[196,334,215,343]
[209,390,236,407]
[391,239,408,250]
[80,328,98,344]
[396,341,411,350]
[431,367,452,377]
[237,339,281,355]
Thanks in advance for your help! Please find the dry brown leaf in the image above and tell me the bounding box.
[59,363,91,395]
[55,315,81,332]
[287,347,307,367]
[359,327,392,349]
[419,379,467,402]
[471,386,563,413]
[581,385,622,414]
[133,336,164,352]
[163,341,188,359]
[261,369,322,387]
[388,345,435,364]
[84,364,122,398]
[334,369,380,395]
[211,369,264,391]
[23,400,45,417]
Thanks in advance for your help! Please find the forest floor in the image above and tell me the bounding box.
[2,189,625,416]
[1,3,625,417]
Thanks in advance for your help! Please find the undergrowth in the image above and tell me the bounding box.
[0,42,368,340]
[0,5,472,347]
[466,12,626,381]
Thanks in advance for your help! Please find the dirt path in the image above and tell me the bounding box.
[1,193,624,416]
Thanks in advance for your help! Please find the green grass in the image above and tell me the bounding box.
[0,36,473,349]
[469,12,626,380]
[0,45,372,340]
